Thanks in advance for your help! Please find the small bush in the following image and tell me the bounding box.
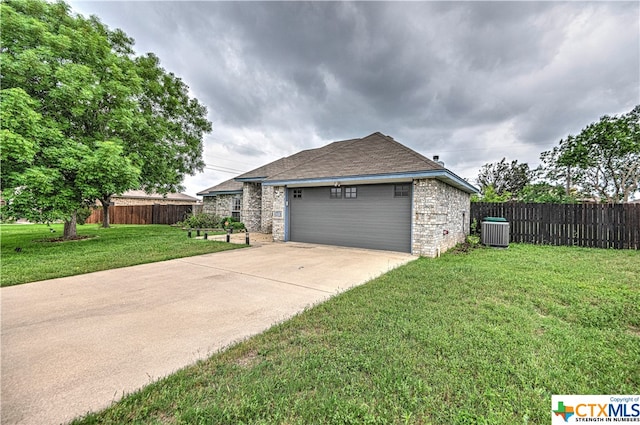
[231,221,245,231]
[178,213,221,229]
[450,235,483,254]
[221,216,246,231]
[466,234,481,246]
[470,218,480,236]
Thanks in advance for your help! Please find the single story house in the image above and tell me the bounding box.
[198,132,478,257]
[109,190,200,206]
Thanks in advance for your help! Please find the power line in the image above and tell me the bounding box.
[203,163,248,173]
[204,167,246,175]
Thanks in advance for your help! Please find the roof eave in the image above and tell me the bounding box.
[263,170,479,193]
[200,190,243,196]
[235,177,266,183]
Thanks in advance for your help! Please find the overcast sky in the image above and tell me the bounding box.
[69,1,639,197]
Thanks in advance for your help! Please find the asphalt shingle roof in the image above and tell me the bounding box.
[196,178,243,195]
[265,132,443,181]
[198,132,451,194]
[117,190,199,202]
[234,141,352,180]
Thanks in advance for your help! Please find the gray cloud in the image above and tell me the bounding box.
[70,1,639,195]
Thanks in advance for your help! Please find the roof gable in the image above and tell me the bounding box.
[197,132,478,195]
[196,178,243,195]
[265,132,443,181]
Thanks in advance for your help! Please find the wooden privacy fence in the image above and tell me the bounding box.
[470,202,640,249]
[86,204,197,225]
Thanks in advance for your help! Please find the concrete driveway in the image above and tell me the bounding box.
[1,241,414,425]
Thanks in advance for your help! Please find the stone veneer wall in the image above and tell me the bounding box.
[271,186,286,241]
[202,194,240,218]
[260,185,275,233]
[412,179,470,257]
[242,182,262,232]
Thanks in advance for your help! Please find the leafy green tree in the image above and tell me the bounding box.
[540,106,640,203]
[0,88,56,189]
[1,0,211,236]
[518,183,578,204]
[133,54,209,194]
[476,158,531,199]
[470,185,512,203]
[78,141,141,228]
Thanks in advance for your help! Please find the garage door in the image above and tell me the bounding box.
[289,184,411,252]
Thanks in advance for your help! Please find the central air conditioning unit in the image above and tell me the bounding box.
[481,217,510,247]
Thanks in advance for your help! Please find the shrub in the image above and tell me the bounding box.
[231,221,245,231]
[178,213,221,229]
[221,216,246,231]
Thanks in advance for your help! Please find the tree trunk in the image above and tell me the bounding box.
[63,211,78,239]
[99,197,111,228]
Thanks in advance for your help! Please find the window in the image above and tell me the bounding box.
[330,187,342,199]
[292,189,302,198]
[344,187,357,199]
[232,196,241,220]
[394,185,410,198]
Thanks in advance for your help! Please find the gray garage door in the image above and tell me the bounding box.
[289,184,411,252]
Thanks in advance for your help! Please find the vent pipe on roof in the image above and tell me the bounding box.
[433,155,445,167]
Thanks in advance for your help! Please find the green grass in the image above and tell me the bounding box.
[1,224,242,287]
[70,244,640,425]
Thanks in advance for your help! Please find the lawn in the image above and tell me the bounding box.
[70,244,640,425]
[1,224,243,287]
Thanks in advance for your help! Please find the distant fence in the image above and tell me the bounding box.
[470,202,640,249]
[86,204,199,225]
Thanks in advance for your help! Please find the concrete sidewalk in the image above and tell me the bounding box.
[1,242,414,425]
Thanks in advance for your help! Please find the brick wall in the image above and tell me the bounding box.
[242,182,262,232]
[202,194,241,218]
[271,186,286,241]
[261,185,275,233]
[412,179,470,257]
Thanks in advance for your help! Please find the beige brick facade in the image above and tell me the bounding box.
[260,185,275,233]
[242,182,263,232]
[272,186,286,242]
[202,194,242,219]
[412,179,470,257]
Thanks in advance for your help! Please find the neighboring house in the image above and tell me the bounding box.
[198,132,479,257]
[109,190,200,206]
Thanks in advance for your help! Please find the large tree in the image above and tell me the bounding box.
[476,158,532,199]
[540,106,640,203]
[0,0,211,236]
